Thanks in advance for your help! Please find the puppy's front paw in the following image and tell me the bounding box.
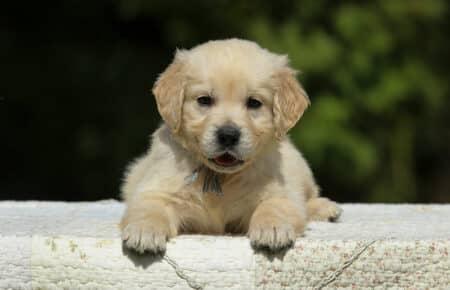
[248,222,296,251]
[121,220,170,254]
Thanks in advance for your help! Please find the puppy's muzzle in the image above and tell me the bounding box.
[216,125,241,149]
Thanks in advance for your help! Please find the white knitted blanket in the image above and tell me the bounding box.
[0,201,449,289]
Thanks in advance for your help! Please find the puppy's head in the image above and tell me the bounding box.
[153,39,309,173]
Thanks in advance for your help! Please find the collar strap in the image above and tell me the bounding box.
[185,165,223,196]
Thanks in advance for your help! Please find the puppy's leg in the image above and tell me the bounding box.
[306,197,342,222]
[120,194,179,254]
[248,197,306,251]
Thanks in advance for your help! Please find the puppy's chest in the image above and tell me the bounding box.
[185,171,261,232]
[201,184,257,231]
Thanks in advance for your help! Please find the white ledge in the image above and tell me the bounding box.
[0,201,449,289]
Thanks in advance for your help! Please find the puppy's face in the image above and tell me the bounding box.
[153,39,309,173]
[181,69,275,173]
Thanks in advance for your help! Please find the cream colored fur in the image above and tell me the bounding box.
[120,39,341,253]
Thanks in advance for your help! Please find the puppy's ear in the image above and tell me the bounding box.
[273,68,310,139]
[152,56,185,133]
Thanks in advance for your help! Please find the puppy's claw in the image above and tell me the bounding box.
[122,223,168,254]
[328,205,343,222]
[248,225,296,251]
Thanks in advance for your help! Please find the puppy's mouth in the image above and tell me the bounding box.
[209,153,243,168]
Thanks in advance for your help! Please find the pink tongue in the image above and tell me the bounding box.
[215,153,237,165]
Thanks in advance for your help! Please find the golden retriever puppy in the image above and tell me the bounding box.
[120,39,341,253]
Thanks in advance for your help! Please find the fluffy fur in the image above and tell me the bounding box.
[120,39,341,253]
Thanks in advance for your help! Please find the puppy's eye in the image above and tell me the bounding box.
[197,95,213,106]
[246,97,262,109]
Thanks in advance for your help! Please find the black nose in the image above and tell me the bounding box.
[217,125,241,148]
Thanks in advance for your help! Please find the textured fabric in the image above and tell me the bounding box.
[0,201,449,289]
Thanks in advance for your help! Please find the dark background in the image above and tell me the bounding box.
[1,0,449,202]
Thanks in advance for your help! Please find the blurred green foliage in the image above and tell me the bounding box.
[246,1,450,202]
[1,0,449,202]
